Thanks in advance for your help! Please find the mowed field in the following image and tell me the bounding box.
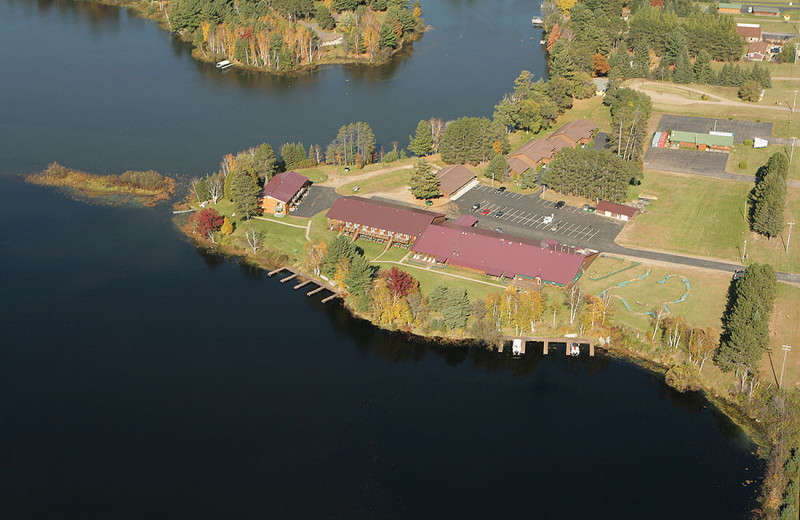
[619,171,800,272]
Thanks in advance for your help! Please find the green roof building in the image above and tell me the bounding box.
[669,131,734,150]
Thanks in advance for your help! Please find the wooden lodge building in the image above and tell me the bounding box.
[410,223,596,286]
[325,196,445,247]
[718,2,742,14]
[508,119,598,176]
[260,171,310,216]
[736,23,762,43]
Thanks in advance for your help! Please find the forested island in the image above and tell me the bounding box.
[95,0,426,72]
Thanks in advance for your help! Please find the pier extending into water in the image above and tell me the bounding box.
[268,266,342,303]
[499,336,595,357]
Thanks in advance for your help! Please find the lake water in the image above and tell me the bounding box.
[0,0,762,518]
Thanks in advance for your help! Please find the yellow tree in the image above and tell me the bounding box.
[220,217,234,236]
[334,257,351,288]
[486,292,502,330]
[303,241,327,277]
[363,24,380,59]
[412,6,422,19]
[492,140,503,157]
[556,0,577,12]
[527,289,547,331]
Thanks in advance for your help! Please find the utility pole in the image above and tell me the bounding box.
[792,136,797,163]
[779,345,792,389]
[787,222,796,253]
[742,239,747,264]
[794,90,799,113]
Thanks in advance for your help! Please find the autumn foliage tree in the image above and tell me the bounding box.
[189,208,224,241]
[592,53,610,76]
[386,267,418,297]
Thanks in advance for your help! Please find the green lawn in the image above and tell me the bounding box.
[727,144,799,180]
[582,257,732,333]
[238,218,308,256]
[391,262,507,303]
[619,172,750,261]
[620,171,800,272]
[337,167,413,195]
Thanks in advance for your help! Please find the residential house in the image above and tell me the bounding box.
[718,2,742,14]
[325,196,445,247]
[508,138,571,176]
[747,41,770,60]
[260,171,310,216]
[550,119,599,147]
[668,130,734,151]
[436,165,478,200]
[410,223,596,286]
[595,201,639,221]
[736,23,762,43]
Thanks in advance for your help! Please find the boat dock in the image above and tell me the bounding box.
[499,336,595,357]
[268,266,342,303]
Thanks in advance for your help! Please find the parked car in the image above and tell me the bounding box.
[494,227,503,233]
[496,210,504,217]
[497,186,506,192]
[542,214,554,224]
[583,204,595,212]
[733,270,744,281]
[554,200,566,209]
[472,203,481,211]
[481,208,491,215]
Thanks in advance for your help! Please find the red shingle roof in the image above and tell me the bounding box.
[437,165,476,196]
[736,24,762,40]
[454,215,478,227]
[596,200,639,218]
[326,197,444,238]
[261,171,309,203]
[411,223,587,285]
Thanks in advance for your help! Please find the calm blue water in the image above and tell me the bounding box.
[0,1,762,518]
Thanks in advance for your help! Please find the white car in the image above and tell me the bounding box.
[542,214,554,224]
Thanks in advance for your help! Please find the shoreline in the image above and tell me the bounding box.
[174,213,771,453]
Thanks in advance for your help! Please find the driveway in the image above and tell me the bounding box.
[454,184,625,251]
[293,185,339,218]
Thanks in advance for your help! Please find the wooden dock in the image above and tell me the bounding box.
[500,336,595,357]
[267,266,342,303]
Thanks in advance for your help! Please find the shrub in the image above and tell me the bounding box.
[739,161,749,169]
[744,139,754,147]
[665,364,702,393]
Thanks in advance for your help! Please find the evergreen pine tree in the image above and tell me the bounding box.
[441,288,470,329]
[230,170,261,218]
[485,154,509,183]
[408,120,433,156]
[344,254,376,297]
[631,46,650,79]
[322,236,358,277]
[254,143,279,180]
[409,160,440,199]
[428,284,449,312]
[194,178,210,202]
[673,49,693,84]
[693,49,713,84]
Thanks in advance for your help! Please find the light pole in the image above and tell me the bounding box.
[794,90,799,113]
[787,222,796,253]
[779,345,792,389]
[792,136,797,163]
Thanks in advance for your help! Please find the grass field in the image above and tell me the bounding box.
[337,167,412,195]
[582,256,731,333]
[619,172,800,272]
[768,283,800,389]
[727,144,799,180]
[650,101,800,137]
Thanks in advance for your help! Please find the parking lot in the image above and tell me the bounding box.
[455,184,625,249]
[644,147,729,176]
[656,114,789,144]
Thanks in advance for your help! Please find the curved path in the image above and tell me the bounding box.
[628,79,792,112]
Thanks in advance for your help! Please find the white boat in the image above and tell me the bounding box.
[531,16,544,27]
[215,60,233,70]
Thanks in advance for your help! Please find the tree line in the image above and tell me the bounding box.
[750,152,790,239]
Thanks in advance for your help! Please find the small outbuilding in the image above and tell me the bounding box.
[595,201,639,221]
[718,2,742,14]
[753,6,780,16]
[260,171,310,216]
[436,165,478,200]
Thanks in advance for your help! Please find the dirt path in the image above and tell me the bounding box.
[628,79,791,112]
